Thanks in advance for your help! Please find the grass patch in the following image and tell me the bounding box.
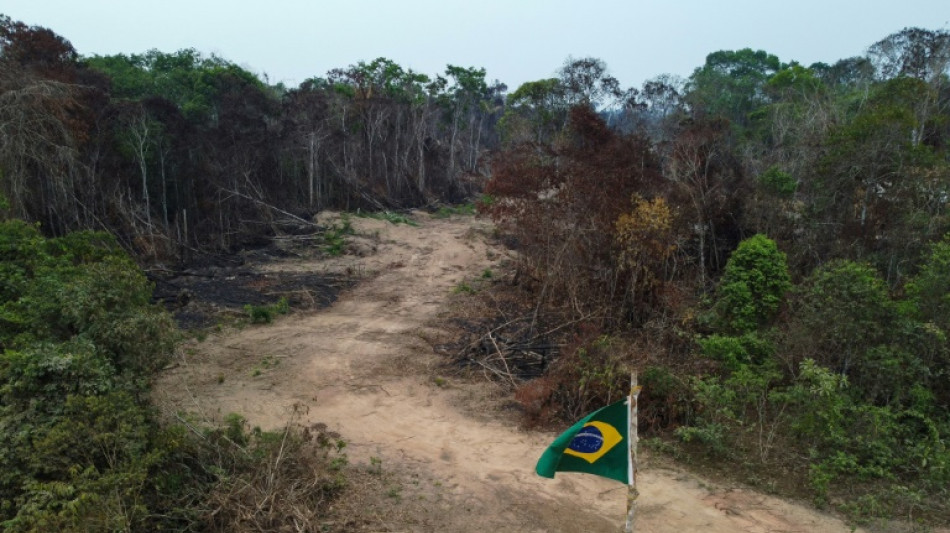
[433,203,476,218]
[250,355,281,377]
[323,214,354,256]
[356,209,419,226]
[244,297,290,324]
[386,485,403,500]
[368,456,383,475]
[452,281,475,294]
[452,270,497,296]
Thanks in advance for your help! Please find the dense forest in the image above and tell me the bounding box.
[2,12,950,529]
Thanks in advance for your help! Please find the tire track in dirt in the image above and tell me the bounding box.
[155,211,872,533]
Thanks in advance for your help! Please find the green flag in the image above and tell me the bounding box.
[535,399,629,484]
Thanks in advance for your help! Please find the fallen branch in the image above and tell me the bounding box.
[220,187,317,228]
[487,332,518,386]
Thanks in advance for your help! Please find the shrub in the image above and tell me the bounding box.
[758,166,797,197]
[322,215,354,256]
[0,222,177,529]
[244,297,290,324]
[698,331,775,371]
[712,234,791,334]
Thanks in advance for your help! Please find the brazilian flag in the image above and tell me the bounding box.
[535,399,629,484]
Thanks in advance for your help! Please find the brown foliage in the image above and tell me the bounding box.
[514,375,561,428]
[203,421,347,533]
[514,323,628,425]
[615,195,677,320]
[485,105,668,324]
[665,116,749,282]
[0,15,79,80]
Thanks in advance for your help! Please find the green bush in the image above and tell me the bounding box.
[0,220,356,530]
[639,366,694,430]
[0,221,178,530]
[7,392,159,532]
[758,166,797,197]
[322,215,354,256]
[712,234,791,334]
[244,297,290,324]
[433,203,476,218]
[0,222,175,374]
[698,331,774,370]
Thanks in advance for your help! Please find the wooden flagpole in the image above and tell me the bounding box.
[624,371,641,533]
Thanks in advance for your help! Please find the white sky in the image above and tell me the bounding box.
[2,1,948,91]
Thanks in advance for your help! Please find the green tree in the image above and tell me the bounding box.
[557,56,622,108]
[790,260,892,376]
[806,76,950,279]
[711,234,791,334]
[687,48,782,129]
[87,49,265,124]
[764,63,824,100]
[443,64,490,175]
[500,78,566,145]
[780,260,935,406]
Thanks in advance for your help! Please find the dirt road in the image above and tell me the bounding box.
[155,212,869,532]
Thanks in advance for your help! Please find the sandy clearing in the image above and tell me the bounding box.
[155,211,876,533]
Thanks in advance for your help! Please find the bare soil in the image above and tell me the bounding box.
[154,211,884,532]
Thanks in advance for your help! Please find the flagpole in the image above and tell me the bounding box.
[625,371,641,533]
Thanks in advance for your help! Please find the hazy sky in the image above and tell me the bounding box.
[3,1,948,91]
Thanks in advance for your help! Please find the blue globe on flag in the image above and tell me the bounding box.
[569,425,605,454]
